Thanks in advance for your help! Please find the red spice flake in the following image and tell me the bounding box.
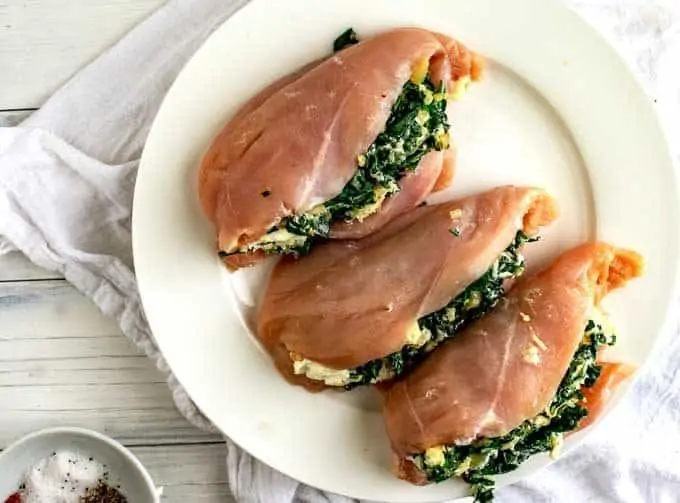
[3,493,21,503]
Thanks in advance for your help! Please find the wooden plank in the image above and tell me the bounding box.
[0,355,162,386]
[0,280,119,338]
[0,409,220,448]
[0,251,62,282]
[0,279,220,446]
[132,444,234,503]
[0,0,166,109]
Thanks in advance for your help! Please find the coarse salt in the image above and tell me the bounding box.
[21,451,105,503]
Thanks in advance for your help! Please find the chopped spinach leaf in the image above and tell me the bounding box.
[343,231,535,389]
[285,207,332,238]
[412,320,616,501]
[333,28,360,52]
[223,226,313,258]
[467,474,495,503]
[322,77,448,222]
[232,30,451,258]
[419,231,537,345]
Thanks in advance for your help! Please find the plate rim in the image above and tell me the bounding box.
[132,0,680,500]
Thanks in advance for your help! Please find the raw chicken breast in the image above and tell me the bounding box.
[258,186,557,390]
[198,28,482,268]
[578,361,636,429]
[383,242,644,483]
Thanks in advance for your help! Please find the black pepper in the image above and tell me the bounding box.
[80,481,128,503]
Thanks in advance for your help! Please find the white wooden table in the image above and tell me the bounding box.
[0,1,234,501]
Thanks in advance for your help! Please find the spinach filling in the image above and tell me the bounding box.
[228,29,450,258]
[333,27,360,52]
[343,231,537,389]
[412,320,615,502]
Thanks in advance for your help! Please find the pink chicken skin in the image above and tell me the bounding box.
[198,28,483,269]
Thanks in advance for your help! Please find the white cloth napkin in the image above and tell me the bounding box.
[1,1,679,502]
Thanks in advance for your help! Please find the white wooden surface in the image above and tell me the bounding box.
[0,0,166,109]
[0,2,233,501]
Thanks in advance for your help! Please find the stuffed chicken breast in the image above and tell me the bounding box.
[257,186,558,390]
[383,243,644,501]
[198,28,483,269]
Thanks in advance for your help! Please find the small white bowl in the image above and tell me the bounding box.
[0,427,159,502]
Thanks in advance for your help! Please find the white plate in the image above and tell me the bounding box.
[132,0,680,501]
[0,428,158,503]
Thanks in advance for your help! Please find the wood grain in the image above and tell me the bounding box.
[0,0,166,109]
[133,444,234,502]
[0,251,63,282]
[0,279,221,447]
